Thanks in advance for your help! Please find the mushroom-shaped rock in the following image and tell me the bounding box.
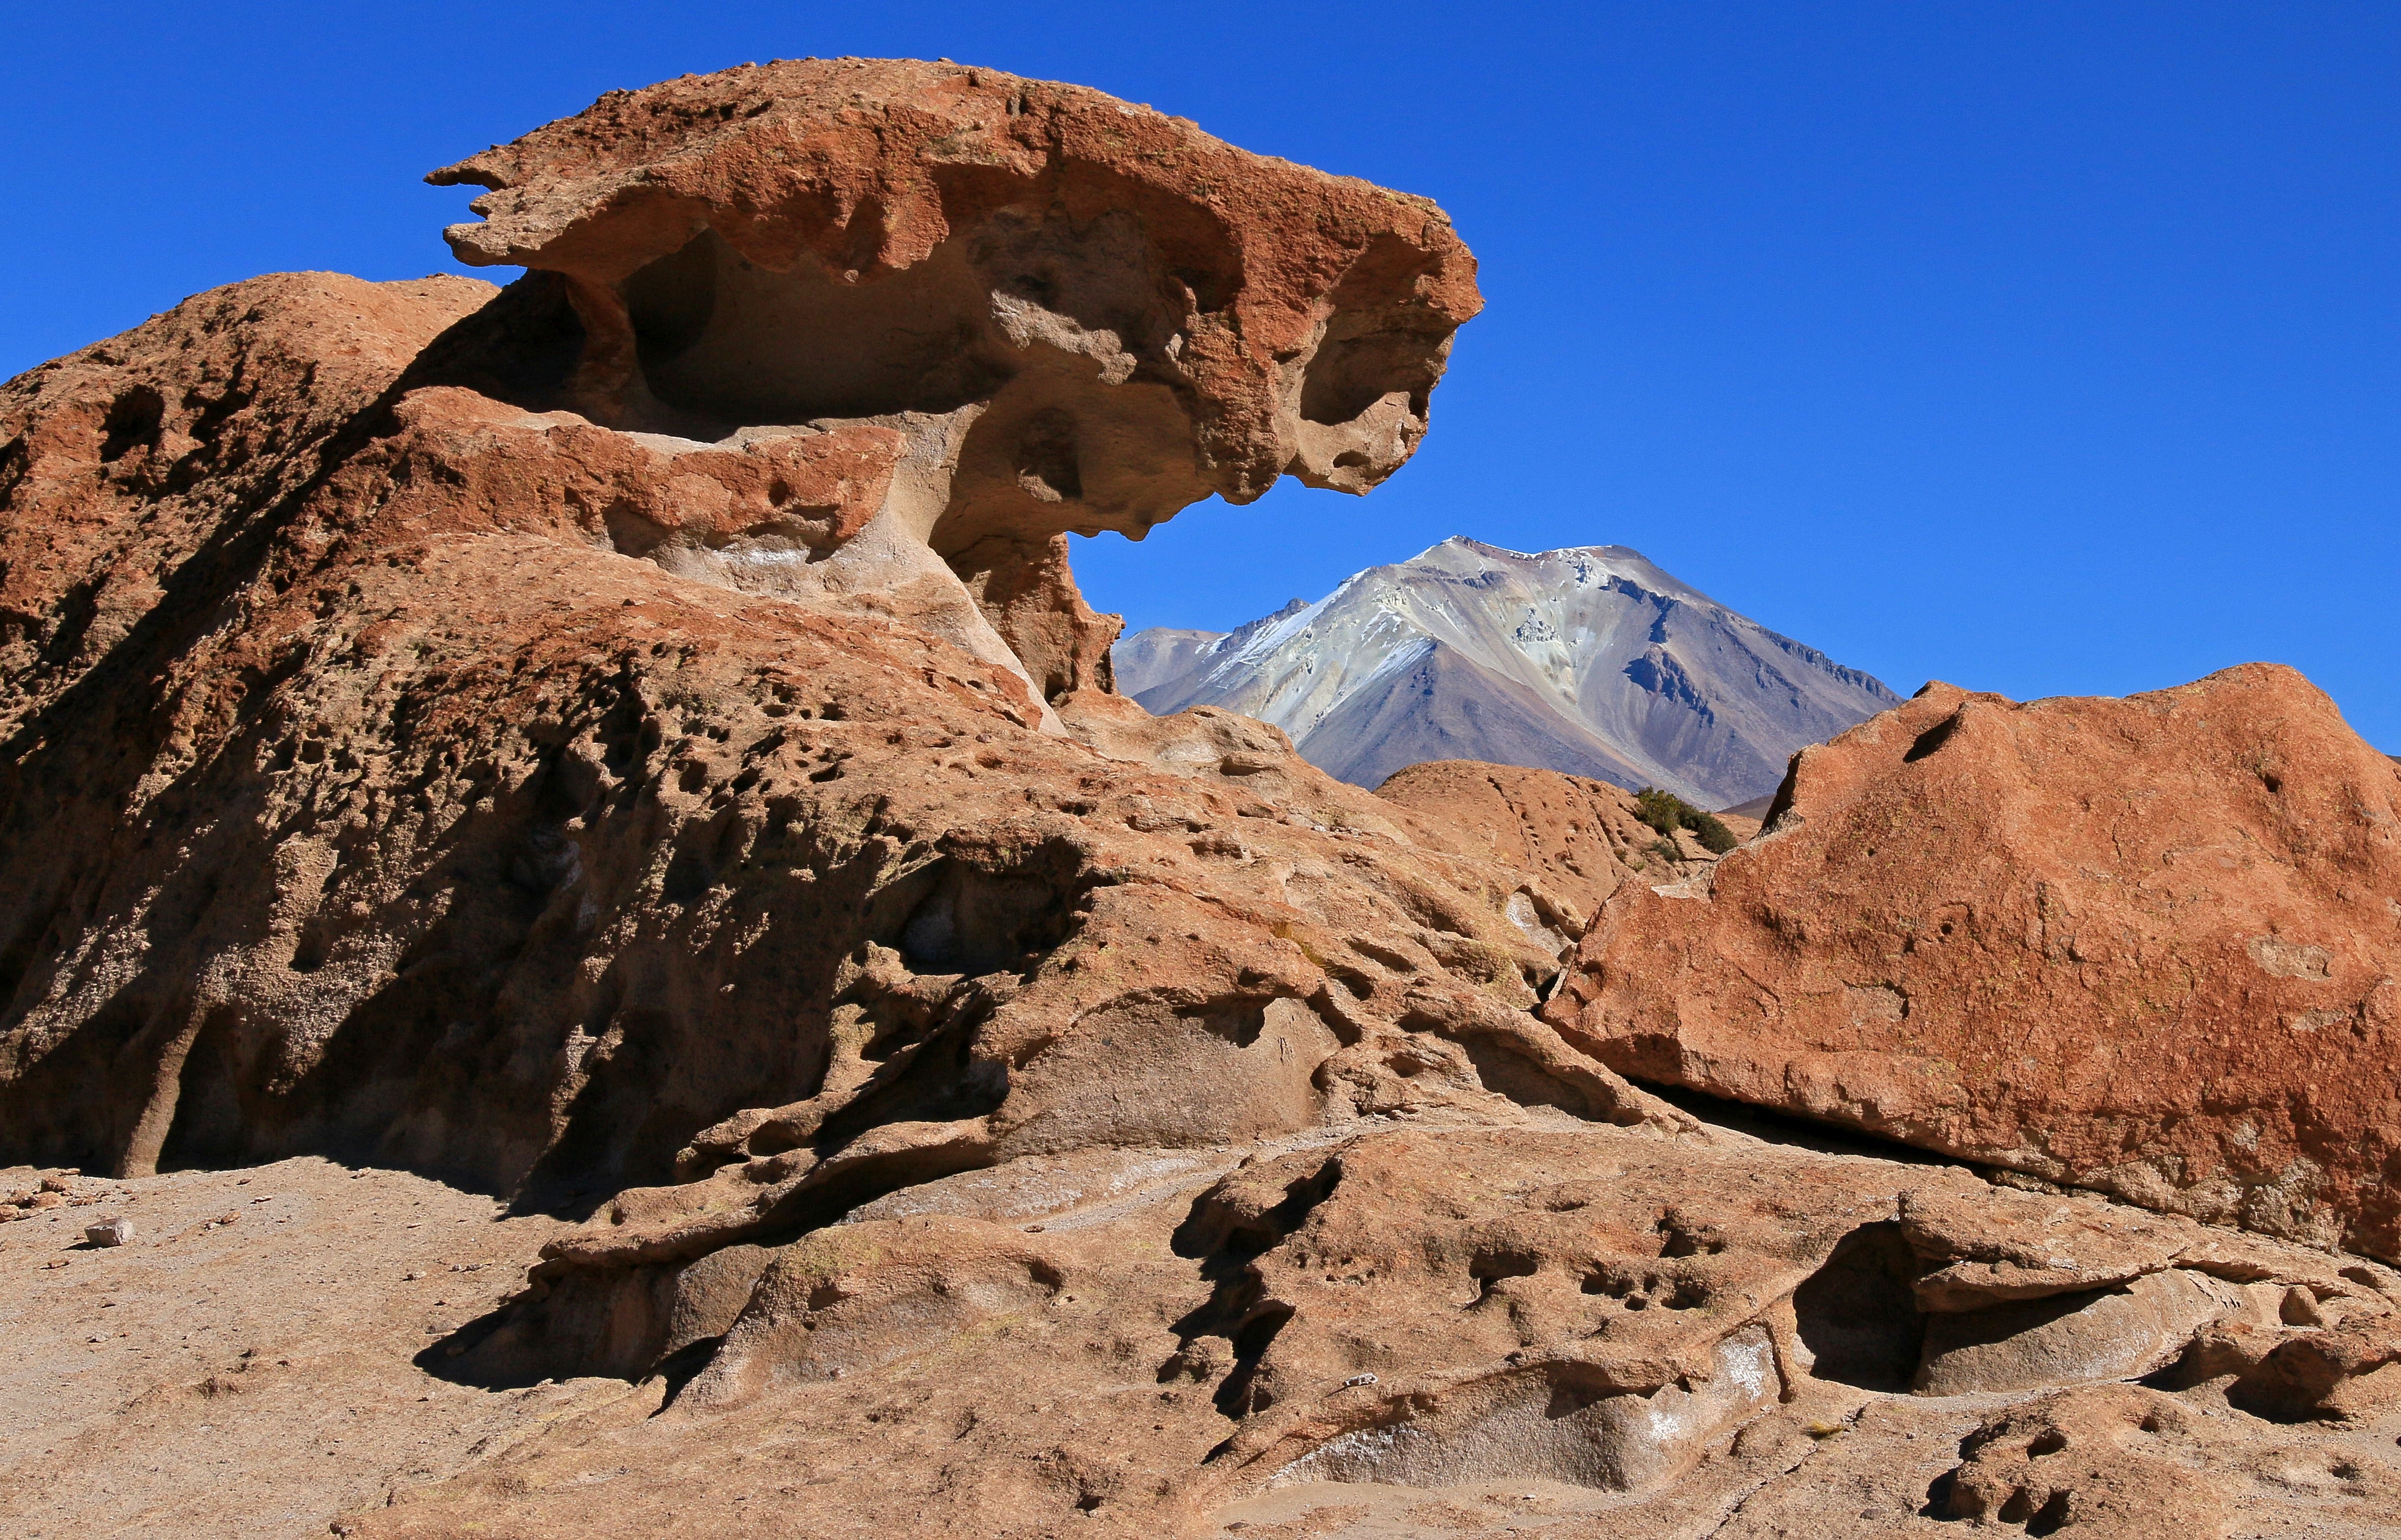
[427,58,1480,709]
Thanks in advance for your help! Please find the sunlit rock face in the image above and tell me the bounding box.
[427,58,1482,709]
[11,56,2401,1540]
[1545,663,2401,1263]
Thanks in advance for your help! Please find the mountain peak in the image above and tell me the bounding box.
[1114,539,1897,804]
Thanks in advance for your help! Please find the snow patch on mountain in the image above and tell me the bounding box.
[1112,536,1900,806]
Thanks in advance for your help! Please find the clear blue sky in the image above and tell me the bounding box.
[6,3,2396,747]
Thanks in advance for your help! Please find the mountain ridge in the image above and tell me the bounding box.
[1114,535,1901,805]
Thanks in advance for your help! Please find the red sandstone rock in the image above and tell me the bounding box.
[0,267,1641,1208]
[1544,666,2401,1261]
[1944,1386,2236,1536]
[427,58,1478,503]
[6,58,2401,1540]
[1373,759,1701,952]
[421,57,1480,717]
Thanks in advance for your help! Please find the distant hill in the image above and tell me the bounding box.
[1113,536,1901,806]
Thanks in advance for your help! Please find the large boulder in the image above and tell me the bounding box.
[1543,665,2401,1260]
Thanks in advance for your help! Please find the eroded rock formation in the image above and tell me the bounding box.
[1544,665,2401,1263]
[424,56,1480,716]
[0,59,1494,1199]
[5,57,2401,1540]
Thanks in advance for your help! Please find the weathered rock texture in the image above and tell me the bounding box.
[1545,666,2401,1262]
[426,56,1479,715]
[6,57,2401,1540]
[0,59,1497,1200]
[1374,759,1695,950]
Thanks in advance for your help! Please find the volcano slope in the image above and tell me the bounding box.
[5,58,2401,1540]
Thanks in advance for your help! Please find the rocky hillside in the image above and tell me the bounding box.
[4,56,2400,1540]
[1115,537,1899,806]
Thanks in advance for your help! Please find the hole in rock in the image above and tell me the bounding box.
[1655,1211,1727,1258]
[157,1005,261,1171]
[1189,999,1270,1048]
[1903,712,1963,763]
[661,849,716,905]
[1013,407,1082,502]
[1578,1265,1700,1311]
[893,860,1074,977]
[1543,1375,1612,1419]
[288,926,331,974]
[1297,236,1445,427]
[1470,1250,1540,1302]
[624,232,999,423]
[1296,353,1392,430]
[100,386,165,462]
[1216,1305,1294,1418]
[1792,1222,1926,1392]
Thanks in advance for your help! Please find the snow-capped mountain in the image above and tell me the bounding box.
[1112,537,1901,806]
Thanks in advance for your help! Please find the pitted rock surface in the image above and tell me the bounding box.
[4,56,2401,1540]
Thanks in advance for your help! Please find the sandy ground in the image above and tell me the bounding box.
[0,1157,612,1539]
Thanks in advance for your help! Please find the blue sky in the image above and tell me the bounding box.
[6,3,2396,747]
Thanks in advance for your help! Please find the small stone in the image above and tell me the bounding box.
[83,1217,134,1247]
[1343,1372,1378,1387]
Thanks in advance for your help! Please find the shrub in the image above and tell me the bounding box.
[1634,787,1739,856]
